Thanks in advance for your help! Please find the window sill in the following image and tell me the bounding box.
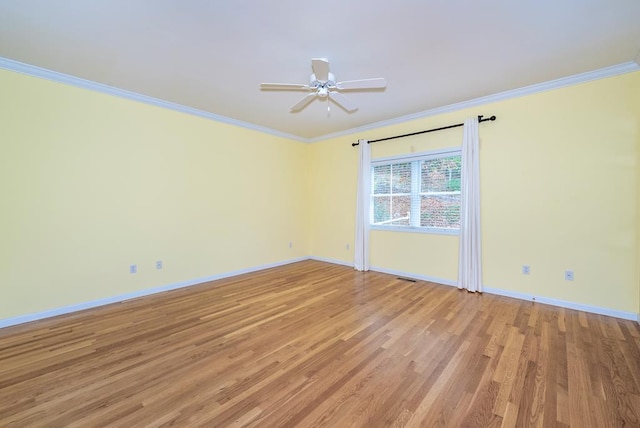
[369,225,459,236]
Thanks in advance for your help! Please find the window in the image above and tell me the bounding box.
[371,149,461,233]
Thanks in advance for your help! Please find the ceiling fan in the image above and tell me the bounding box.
[260,58,387,113]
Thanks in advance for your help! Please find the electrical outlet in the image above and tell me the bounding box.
[130,264,137,274]
[522,265,530,275]
[289,241,293,249]
[346,243,350,250]
[156,260,163,270]
[565,270,574,281]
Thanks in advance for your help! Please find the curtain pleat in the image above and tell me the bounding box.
[354,139,371,271]
[458,118,483,292]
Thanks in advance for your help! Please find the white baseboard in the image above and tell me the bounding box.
[368,265,638,321]
[0,257,308,329]
[2,257,638,328]
[482,286,638,322]
[369,266,457,287]
[308,255,354,268]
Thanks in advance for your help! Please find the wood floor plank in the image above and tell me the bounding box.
[0,260,638,427]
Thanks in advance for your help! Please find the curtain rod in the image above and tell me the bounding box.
[351,115,496,147]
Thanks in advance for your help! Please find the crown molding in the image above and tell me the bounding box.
[307,61,640,143]
[1,56,637,145]
[0,57,306,143]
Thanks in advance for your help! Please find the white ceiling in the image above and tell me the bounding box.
[1,1,639,141]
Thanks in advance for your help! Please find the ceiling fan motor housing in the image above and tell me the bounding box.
[311,72,336,88]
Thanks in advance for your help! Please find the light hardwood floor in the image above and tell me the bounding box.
[1,260,639,427]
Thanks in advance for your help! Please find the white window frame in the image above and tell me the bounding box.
[370,147,461,235]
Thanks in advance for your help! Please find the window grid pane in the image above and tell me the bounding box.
[420,195,460,229]
[391,162,412,193]
[372,195,390,223]
[421,156,461,192]
[373,165,390,194]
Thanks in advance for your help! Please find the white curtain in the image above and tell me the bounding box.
[354,139,371,271]
[458,117,483,292]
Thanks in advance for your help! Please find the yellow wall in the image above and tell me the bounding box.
[2,66,639,322]
[0,69,309,320]
[309,71,640,315]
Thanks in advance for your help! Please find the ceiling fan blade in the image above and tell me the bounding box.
[290,93,317,112]
[311,58,330,82]
[260,83,311,91]
[335,78,387,90]
[329,92,357,112]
